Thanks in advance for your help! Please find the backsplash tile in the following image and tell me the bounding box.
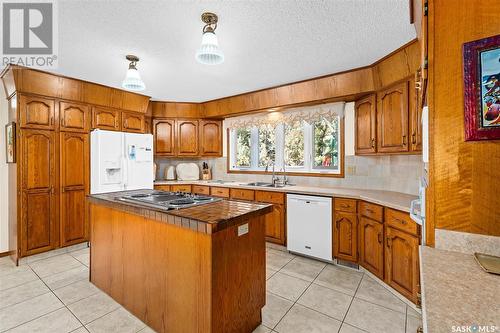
[155,155,423,195]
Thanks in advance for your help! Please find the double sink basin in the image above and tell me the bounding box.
[206,180,292,188]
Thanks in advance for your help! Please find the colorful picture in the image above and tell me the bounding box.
[463,34,500,141]
[480,48,500,128]
[5,122,16,163]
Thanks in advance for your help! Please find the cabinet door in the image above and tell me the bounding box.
[153,119,175,156]
[176,120,199,156]
[355,95,377,154]
[92,107,120,131]
[20,130,56,255]
[122,112,145,133]
[385,226,419,303]
[19,95,55,130]
[200,120,222,156]
[377,81,409,153]
[264,204,286,245]
[60,132,89,246]
[333,211,358,262]
[358,216,384,279]
[59,102,90,133]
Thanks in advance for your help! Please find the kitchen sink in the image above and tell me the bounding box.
[246,182,274,187]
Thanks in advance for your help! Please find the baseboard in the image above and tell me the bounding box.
[0,250,15,258]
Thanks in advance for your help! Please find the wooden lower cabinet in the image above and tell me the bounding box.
[60,132,89,246]
[263,204,285,245]
[358,216,384,279]
[333,211,357,262]
[170,184,192,193]
[255,191,286,245]
[20,129,57,256]
[154,184,171,191]
[384,226,420,303]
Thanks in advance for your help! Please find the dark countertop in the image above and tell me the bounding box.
[87,190,273,234]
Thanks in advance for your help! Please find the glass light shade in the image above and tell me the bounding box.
[196,31,224,65]
[122,67,146,91]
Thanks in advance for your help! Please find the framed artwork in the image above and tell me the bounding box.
[5,122,16,163]
[463,34,500,141]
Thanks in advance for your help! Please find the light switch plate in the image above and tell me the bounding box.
[238,223,249,236]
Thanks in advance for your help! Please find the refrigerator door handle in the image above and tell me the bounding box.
[122,156,128,189]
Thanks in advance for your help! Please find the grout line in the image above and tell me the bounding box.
[270,263,326,332]
[0,289,52,311]
[2,305,67,332]
[404,306,408,333]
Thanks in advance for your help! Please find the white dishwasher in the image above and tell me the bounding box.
[286,194,332,261]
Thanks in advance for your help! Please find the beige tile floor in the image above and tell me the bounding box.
[0,243,422,333]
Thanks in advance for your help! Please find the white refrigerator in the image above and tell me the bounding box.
[90,129,154,194]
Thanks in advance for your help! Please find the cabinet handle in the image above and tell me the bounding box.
[336,220,340,229]
[402,135,407,146]
[371,138,376,149]
[366,208,374,214]
[412,133,416,144]
[386,237,392,248]
[377,232,382,244]
[394,218,407,225]
[50,117,54,125]
[341,204,349,208]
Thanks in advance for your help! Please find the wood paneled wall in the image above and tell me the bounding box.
[151,101,202,118]
[1,66,150,113]
[427,0,500,242]
[199,40,418,118]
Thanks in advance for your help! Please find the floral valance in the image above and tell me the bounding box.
[225,102,345,129]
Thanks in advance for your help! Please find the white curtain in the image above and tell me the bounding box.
[225,102,345,129]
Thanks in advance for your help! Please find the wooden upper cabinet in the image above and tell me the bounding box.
[176,120,199,156]
[377,81,409,153]
[355,94,377,154]
[19,95,55,130]
[59,102,90,133]
[122,111,145,133]
[20,129,56,255]
[358,216,384,279]
[333,211,358,262]
[153,119,175,156]
[385,226,419,303]
[92,107,121,131]
[200,120,222,156]
[60,132,89,246]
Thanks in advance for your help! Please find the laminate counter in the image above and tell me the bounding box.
[420,246,500,332]
[154,180,417,213]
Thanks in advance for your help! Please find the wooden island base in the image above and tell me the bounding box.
[89,200,270,333]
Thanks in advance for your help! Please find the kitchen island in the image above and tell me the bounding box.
[88,190,273,333]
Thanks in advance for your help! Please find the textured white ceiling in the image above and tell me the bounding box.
[55,0,416,102]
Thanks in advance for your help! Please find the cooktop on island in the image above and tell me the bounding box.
[119,190,222,210]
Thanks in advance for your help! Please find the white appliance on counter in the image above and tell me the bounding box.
[91,129,154,194]
[176,163,200,180]
[286,194,332,261]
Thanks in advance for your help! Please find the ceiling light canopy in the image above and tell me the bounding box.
[196,12,224,65]
[122,54,146,91]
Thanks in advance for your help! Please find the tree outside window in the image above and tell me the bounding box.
[235,128,251,167]
[284,123,305,167]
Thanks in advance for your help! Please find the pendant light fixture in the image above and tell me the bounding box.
[122,55,146,91]
[196,12,224,65]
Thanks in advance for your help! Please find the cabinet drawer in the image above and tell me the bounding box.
[359,201,383,222]
[210,187,229,198]
[334,198,357,213]
[230,188,255,201]
[170,184,192,193]
[154,185,171,191]
[255,191,285,204]
[385,208,418,236]
[192,185,210,195]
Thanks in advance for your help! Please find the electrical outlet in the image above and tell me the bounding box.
[347,166,356,175]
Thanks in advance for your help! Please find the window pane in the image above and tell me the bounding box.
[313,117,340,169]
[235,128,251,167]
[258,125,276,167]
[284,123,304,167]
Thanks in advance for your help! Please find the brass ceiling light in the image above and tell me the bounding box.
[195,12,224,65]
